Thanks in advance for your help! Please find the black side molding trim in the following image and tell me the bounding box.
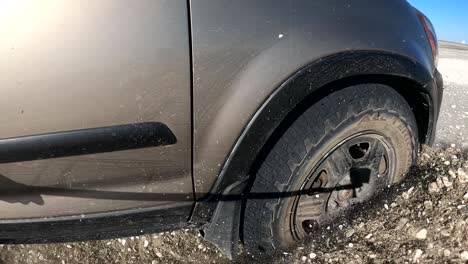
[0,203,193,244]
[0,122,176,164]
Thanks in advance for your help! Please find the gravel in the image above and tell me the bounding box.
[0,230,228,264]
[435,42,468,147]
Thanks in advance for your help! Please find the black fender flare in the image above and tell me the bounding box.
[191,50,437,257]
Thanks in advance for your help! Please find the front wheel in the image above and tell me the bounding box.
[243,84,418,255]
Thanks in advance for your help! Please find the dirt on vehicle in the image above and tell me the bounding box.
[0,145,467,264]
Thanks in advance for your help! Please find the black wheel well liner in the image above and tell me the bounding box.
[286,74,431,146]
[190,50,435,225]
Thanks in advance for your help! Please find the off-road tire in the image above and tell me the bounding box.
[243,84,419,255]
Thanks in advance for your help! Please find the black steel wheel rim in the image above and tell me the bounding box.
[290,133,396,239]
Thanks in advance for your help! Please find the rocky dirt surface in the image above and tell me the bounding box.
[434,41,468,148]
[0,229,227,264]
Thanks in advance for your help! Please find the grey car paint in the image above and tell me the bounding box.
[0,0,440,242]
[0,0,192,219]
[191,0,434,196]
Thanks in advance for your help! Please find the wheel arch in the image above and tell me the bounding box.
[199,50,433,203]
[192,51,436,249]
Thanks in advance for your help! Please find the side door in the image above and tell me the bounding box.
[0,0,192,219]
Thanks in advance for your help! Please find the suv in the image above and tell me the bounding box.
[0,0,442,258]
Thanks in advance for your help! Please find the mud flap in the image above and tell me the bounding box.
[202,179,247,259]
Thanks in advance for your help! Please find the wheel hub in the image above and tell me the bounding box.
[335,178,354,202]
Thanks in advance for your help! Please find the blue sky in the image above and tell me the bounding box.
[409,0,468,43]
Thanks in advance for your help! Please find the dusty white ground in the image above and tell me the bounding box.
[435,41,468,148]
[438,59,468,86]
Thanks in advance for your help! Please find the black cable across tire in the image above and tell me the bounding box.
[243,84,419,255]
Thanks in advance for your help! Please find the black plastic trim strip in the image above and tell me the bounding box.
[0,122,176,164]
[0,203,194,244]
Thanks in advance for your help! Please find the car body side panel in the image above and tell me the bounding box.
[0,0,192,219]
[191,0,435,196]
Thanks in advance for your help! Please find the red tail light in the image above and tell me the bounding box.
[417,11,439,66]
